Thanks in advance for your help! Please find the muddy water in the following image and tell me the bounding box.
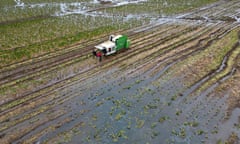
[9,26,240,144]
[12,0,148,18]
[31,60,234,144]
[2,1,240,143]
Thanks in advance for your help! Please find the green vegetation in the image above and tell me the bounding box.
[0,17,141,67]
[0,0,220,66]
[136,118,145,128]
[109,130,128,142]
[115,110,126,121]
[197,130,205,135]
[183,121,199,127]
[171,127,186,138]
[158,116,169,123]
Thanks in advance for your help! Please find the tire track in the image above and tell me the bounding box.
[0,24,193,106]
[181,29,240,98]
[1,1,240,142]
[0,24,202,142]
[0,24,172,89]
[0,22,166,76]
[1,24,213,143]
[0,24,190,125]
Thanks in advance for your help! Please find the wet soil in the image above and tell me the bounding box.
[0,0,240,144]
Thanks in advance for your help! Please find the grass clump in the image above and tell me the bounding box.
[184,121,199,127]
[136,118,145,128]
[115,110,126,121]
[158,116,170,123]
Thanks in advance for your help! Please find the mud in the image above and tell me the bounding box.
[1,0,240,144]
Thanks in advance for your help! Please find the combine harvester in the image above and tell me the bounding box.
[93,34,130,61]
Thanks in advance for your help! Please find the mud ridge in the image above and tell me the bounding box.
[0,25,198,115]
[125,23,224,77]
[182,30,240,97]
[0,24,171,87]
[0,25,206,137]
[0,24,190,97]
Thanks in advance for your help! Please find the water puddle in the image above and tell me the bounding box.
[207,107,240,143]
[12,0,148,17]
[14,0,24,7]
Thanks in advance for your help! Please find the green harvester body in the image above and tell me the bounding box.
[93,34,130,56]
[116,35,130,51]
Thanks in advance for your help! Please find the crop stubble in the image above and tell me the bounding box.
[1,0,240,143]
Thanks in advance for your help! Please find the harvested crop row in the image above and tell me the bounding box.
[0,22,218,143]
[0,23,203,142]
[0,23,172,86]
[124,22,229,78]
[0,24,194,106]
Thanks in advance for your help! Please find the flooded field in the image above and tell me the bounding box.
[0,0,240,144]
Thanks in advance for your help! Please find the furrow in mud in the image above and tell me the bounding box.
[154,27,240,115]
[1,110,66,144]
[0,21,167,75]
[182,30,240,97]
[0,24,193,103]
[0,80,94,143]
[0,73,108,143]
[0,7,239,142]
[0,31,109,70]
[0,24,204,141]
[0,90,72,131]
[0,24,216,143]
[0,21,237,143]
[0,24,193,130]
[128,23,176,42]
[0,77,92,133]
[0,32,118,80]
[156,23,239,77]
[24,121,85,144]
[0,24,174,89]
[1,1,240,143]
[42,121,85,144]
[0,28,191,124]
[0,26,141,77]
[132,25,238,89]
[0,24,195,105]
[118,22,225,76]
